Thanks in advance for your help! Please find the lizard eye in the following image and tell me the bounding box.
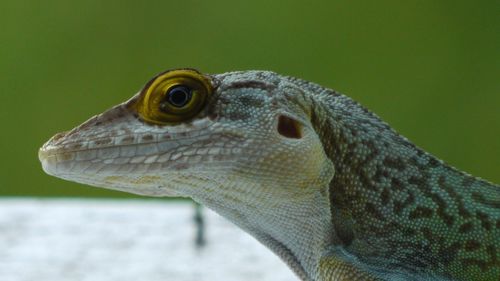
[135,69,212,124]
[165,85,192,108]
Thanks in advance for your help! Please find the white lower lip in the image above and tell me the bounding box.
[39,152,58,176]
[38,147,76,176]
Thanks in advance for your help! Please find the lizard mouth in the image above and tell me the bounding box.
[38,133,184,197]
[39,131,73,176]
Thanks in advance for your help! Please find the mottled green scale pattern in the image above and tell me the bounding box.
[286,76,500,280]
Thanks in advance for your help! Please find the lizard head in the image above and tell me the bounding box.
[39,68,337,278]
[39,68,333,204]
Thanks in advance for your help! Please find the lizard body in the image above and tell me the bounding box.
[39,69,500,280]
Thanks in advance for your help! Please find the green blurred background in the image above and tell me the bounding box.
[0,0,498,197]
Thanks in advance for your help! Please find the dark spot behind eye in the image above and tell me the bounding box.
[277,115,302,139]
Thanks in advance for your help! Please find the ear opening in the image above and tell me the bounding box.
[277,115,303,139]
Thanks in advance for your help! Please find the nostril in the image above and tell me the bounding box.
[277,115,302,139]
[52,131,68,141]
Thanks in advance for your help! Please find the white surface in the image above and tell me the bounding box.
[0,199,298,281]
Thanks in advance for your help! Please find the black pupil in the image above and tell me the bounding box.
[167,86,191,107]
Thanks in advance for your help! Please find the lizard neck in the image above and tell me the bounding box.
[191,177,334,281]
[305,89,500,280]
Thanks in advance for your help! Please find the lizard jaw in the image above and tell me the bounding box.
[38,98,248,197]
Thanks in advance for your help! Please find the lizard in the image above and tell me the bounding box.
[38,68,500,281]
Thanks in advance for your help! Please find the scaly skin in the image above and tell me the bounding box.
[39,69,500,281]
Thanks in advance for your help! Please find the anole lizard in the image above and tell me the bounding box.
[39,69,499,280]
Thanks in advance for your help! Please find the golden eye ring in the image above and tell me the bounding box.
[136,69,212,125]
